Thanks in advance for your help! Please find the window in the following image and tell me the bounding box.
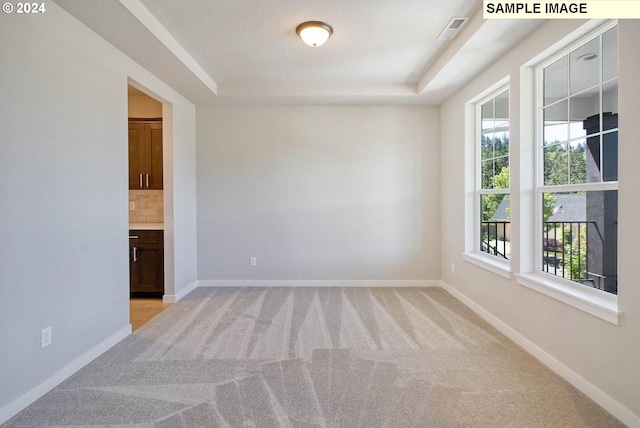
[537,24,618,295]
[478,88,510,260]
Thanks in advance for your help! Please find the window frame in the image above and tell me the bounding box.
[463,81,512,278]
[516,20,620,324]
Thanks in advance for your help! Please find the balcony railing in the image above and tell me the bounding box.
[480,220,610,292]
[542,220,605,289]
[480,221,510,260]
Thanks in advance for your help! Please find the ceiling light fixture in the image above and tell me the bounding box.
[296,21,333,47]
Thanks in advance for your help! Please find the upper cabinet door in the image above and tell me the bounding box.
[147,123,163,190]
[129,121,162,190]
[128,123,145,190]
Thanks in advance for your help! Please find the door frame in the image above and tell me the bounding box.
[127,79,175,303]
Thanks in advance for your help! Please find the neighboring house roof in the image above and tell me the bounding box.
[492,195,510,221]
[490,193,586,222]
[547,193,586,222]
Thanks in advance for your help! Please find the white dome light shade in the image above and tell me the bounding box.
[296,21,333,47]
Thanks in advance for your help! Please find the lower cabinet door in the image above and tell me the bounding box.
[130,243,164,295]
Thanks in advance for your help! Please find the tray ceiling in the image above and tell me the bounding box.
[54,0,544,105]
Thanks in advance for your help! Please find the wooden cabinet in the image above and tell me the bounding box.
[129,230,164,297]
[129,120,163,190]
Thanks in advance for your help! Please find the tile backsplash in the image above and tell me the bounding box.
[129,190,163,223]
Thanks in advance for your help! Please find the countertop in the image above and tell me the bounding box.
[129,223,164,231]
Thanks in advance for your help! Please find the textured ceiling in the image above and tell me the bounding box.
[138,0,476,85]
[53,0,544,105]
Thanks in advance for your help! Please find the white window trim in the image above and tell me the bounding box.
[517,20,620,325]
[462,252,511,278]
[463,79,512,278]
[516,273,620,324]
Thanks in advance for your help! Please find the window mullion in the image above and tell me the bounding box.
[479,188,511,195]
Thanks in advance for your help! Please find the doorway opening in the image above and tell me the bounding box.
[127,84,171,330]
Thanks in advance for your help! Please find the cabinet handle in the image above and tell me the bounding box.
[133,246,137,262]
[139,173,143,188]
[146,173,149,188]
[129,235,138,239]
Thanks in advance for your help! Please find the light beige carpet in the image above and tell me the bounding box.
[3,287,624,427]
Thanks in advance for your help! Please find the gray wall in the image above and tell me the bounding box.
[0,2,197,417]
[197,105,440,281]
[169,102,198,299]
[440,19,640,420]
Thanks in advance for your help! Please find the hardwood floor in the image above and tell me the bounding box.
[129,298,171,331]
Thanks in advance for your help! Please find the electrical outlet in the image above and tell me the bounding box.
[41,326,52,348]
[250,257,256,266]
[129,201,135,211]
[451,263,455,274]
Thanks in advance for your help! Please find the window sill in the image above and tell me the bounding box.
[516,273,621,325]
[462,252,512,279]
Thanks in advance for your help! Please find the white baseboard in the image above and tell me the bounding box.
[439,280,640,428]
[163,280,199,303]
[198,279,440,288]
[0,324,131,425]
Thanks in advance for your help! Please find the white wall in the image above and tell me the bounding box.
[440,20,640,423]
[0,2,197,420]
[166,101,198,300]
[197,105,440,282]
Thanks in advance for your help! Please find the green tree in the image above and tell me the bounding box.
[543,142,587,185]
[481,166,509,221]
[481,136,509,189]
[564,226,587,280]
[543,193,556,222]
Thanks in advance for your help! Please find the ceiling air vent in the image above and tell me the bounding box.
[437,17,468,40]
